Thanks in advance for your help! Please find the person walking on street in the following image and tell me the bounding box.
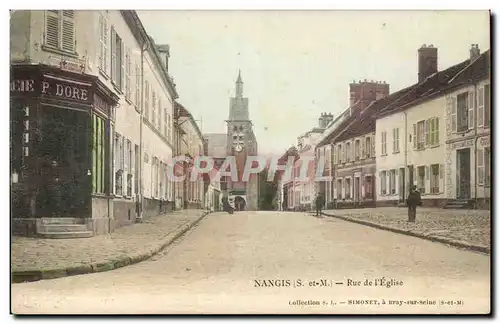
[315,193,325,217]
[407,185,422,222]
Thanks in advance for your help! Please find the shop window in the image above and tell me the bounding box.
[92,114,106,194]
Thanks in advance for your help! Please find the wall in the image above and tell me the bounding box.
[444,78,491,202]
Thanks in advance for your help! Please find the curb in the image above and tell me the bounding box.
[12,211,210,284]
[322,212,490,255]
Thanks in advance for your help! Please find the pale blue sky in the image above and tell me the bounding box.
[138,10,490,155]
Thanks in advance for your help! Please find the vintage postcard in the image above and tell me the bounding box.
[10,9,491,315]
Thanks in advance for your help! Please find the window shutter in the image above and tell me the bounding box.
[468,91,474,130]
[61,10,75,53]
[145,81,149,119]
[126,47,131,99]
[477,148,484,185]
[424,119,430,146]
[98,14,104,68]
[111,28,116,82]
[103,16,108,73]
[159,99,163,133]
[135,64,140,106]
[439,164,444,193]
[413,167,417,187]
[45,10,60,49]
[332,146,336,165]
[371,137,375,156]
[451,97,457,132]
[413,124,417,149]
[425,165,430,193]
[435,118,440,145]
[386,172,390,194]
[120,41,125,91]
[477,87,484,127]
[360,137,365,158]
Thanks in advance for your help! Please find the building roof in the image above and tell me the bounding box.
[314,100,368,148]
[335,85,417,143]
[174,101,204,142]
[203,133,227,158]
[375,49,490,119]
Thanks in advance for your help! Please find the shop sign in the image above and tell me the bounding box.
[10,71,93,105]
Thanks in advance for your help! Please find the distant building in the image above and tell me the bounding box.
[203,71,259,211]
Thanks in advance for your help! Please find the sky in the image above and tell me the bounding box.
[137,10,490,155]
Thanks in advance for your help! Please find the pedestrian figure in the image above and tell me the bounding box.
[407,185,422,222]
[315,193,325,217]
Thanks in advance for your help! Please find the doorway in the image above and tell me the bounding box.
[456,148,471,199]
[35,105,91,218]
[354,177,360,202]
[234,196,246,211]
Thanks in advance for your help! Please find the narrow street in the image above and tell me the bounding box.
[12,212,490,314]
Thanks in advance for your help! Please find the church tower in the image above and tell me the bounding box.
[225,70,259,211]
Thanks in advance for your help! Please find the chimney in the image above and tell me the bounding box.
[470,44,480,61]
[156,44,171,72]
[418,44,438,83]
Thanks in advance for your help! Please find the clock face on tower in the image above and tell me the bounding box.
[235,144,243,152]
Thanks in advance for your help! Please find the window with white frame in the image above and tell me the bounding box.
[111,28,124,91]
[44,10,75,53]
[454,92,473,132]
[331,145,336,166]
[98,12,108,74]
[389,169,396,194]
[152,91,157,126]
[379,170,387,195]
[345,178,351,199]
[392,128,399,153]
[414,120,425,150]
[337,144,342,163]
[426,117,440,146]
[354,139,360,161]
[365,136,371,158]
[430,164,439,194]
[125,47,132,101]
[144,81,150,120]
[336,179,342,199]
[114,134,124,196]
[158,98,163,132]
[477,147,490,186]
[152,157,159,198]
[346,142,351,162]
[381,132,387,155]
[478,84,491,128]
[126,139,132,197]
[134,64,140,107]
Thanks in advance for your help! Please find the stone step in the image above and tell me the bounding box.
[38,224,88,233]
[37,231,94,239]
[39,218,85,225]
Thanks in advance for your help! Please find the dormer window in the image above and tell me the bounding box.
[233,125,238,132]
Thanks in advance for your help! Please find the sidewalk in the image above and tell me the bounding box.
[322,207,490,254]
[11,209,210,283]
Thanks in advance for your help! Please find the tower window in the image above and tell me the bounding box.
[239,125,243,131]
[233,126,238,132]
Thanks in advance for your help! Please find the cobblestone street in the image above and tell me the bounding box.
[322,207,491,250]
[11,211,490,314]
[11,210,205,278]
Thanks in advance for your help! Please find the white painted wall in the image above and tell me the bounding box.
[376,96,447,202]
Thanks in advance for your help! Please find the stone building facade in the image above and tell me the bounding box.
[10,10,178,236]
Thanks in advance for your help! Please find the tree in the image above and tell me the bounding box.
[258,169,279,210]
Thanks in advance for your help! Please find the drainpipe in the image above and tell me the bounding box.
[136,36,149,223]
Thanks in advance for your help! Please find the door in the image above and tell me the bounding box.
[354,177,360,202]
[456,148,471,199]
[399,167,405,202]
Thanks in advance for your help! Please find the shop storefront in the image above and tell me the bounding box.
[11,64,119,236]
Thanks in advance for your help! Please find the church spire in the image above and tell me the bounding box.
[236,69,243,97]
